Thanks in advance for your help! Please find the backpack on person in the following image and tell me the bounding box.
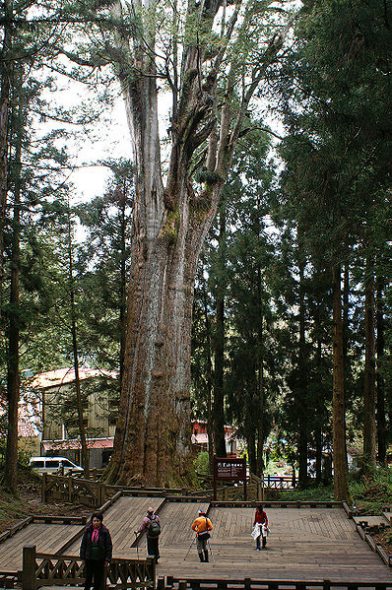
[147,517,161,537]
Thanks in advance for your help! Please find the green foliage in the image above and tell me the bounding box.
[381,527,392,548]
[193,451,210,478]
[350,468,392,514]
[277,485,335,502]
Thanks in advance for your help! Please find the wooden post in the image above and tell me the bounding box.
[68,476,73,502]
[22,545,36,590]
[99,483,106,507]
[41,474,47,503]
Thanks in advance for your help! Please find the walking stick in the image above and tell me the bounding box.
[207,539,214,561]
[134,531,140,562]
[183,536,197,561]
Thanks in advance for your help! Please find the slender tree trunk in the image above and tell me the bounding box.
[362,259,376,472]
[119,183,128,389]
[213,207,226,458]
[255,228,265,478]
[342,262,350,470]
[67,211,89,477]
[0,0,12,309]
[376,276,386,464]
[315,428,322,484]
[201,276,215,474]
[247,431,257,475]
[332,265,350,500]
[4,68,23,494]
[312,279,324,485]
[342,264,350,364]
[298,239,308,488]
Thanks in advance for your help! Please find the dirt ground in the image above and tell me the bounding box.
[0,468,91,535]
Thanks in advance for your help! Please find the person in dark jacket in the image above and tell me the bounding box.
[80,512,112,590]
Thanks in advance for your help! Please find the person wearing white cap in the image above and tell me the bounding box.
[191,509,213,562]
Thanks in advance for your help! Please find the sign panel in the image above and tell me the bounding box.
[214,457,246,481]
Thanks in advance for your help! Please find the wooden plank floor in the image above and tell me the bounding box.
[67,496,167,556]
[0,523,83,573]
[153,506,391,582]
[110,499,209,559]
[1,499,390,584]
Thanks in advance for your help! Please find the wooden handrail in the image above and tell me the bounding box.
[0,517,33,545]
[22,545,156,590]
[160,577,392,590]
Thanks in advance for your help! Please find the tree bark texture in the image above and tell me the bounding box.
[332,265,349,501]
[362,261,376,471]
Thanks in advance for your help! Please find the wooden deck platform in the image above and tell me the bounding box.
[0,498,390,584]
[66,496,167,556]
[0,523,83,573]
[153,506,391,583]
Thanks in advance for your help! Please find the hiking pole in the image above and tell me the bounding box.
[134,531,140,562]
[183,536,197,561]
[207,539,214,562]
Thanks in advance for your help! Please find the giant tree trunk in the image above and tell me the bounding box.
[106,0,286,486]
[108,215,206,485]
[332,265,349,501]
[107,13,225,487]
[362,260,376,472]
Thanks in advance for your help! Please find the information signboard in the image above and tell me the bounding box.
[213,456,247,500]
[214,457,246,481]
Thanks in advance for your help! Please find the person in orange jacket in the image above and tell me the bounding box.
[191,509,213,562]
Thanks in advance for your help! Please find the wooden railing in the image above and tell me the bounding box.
[263,475,295,489]
[21,545,156,590]
[42,473,119,507]
[211,500,341,508]
[42,474,208,507]
[158,577,392,590]
[0,516,32,544]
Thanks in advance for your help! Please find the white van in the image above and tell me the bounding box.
[29,456,84,475]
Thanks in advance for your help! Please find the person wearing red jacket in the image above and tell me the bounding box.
[253,505,269,550]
